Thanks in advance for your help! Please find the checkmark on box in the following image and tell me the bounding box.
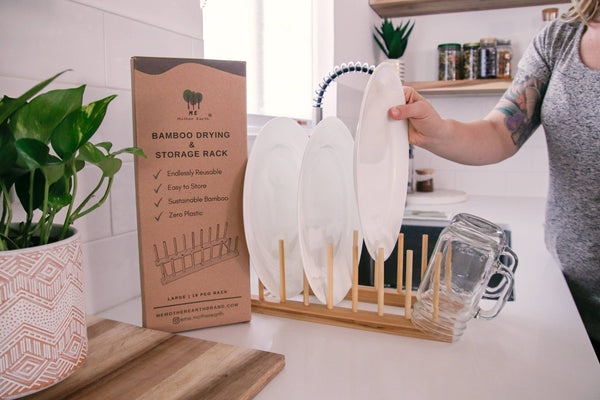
[153,169,162,179]
[154,211,164,221]
[153,184,162,193]
[154,198,163,208]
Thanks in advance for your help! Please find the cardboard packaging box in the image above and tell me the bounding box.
[131,57,250,332]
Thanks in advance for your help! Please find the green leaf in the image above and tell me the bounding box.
[48,176,72,211]
[8,86,85,143]
[41,156,65,185]
[95,142,113,152]
[78,142,105,164]
[373,34,389,57]
[374,19,414,58]
[0,124,17,175]
[15,169,46,212]
[15,138,49,170]
[0,70,70,125]
[97,157,122,177]
[111,146,147,158]
[51,94,117,160]
[75,159,85,172]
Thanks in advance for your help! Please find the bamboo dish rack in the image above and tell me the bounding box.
[251,232,452,343]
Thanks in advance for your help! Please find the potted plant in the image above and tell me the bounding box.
[373,18,415,80]
[0,70,145,398]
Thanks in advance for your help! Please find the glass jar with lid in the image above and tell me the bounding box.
[497,39,512,79]
[438,43,461,81]
[462,42,480,80]
[479,38,497,79]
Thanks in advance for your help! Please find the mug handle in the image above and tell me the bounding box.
[476,247,518,319]
[484,247,518,298]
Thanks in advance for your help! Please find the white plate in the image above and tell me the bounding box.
[354,60,409,261]
[243,117,309,300]
[298,117,363,306]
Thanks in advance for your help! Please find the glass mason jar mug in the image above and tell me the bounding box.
[412,213,518,342]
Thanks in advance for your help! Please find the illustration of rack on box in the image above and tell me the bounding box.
[153,222,239,285]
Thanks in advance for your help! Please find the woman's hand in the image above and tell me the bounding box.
[388,86,449,149]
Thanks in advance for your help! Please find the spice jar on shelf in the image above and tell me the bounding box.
[462,42,480,80]
[479,38,498,79]
[438,43,461,81]
[416,169,434,192]
[497,39,512,79]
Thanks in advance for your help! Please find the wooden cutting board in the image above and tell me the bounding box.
[24,316,285,400]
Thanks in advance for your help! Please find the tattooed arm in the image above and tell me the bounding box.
[388,71,546,165]
[491,70,546,148]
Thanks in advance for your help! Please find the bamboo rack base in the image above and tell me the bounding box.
[251,294,450,342]
[250,233,452,343]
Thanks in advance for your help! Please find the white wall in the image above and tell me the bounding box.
[0,0,204,314]
[330,2,571,198]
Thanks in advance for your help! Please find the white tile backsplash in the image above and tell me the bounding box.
[82,232,141,314]
[71,0,203,39]
[72,166,114,242]
[1,0,203,313]
[110,163,137,235]
[0,0,105,86]
[104,13,198,89]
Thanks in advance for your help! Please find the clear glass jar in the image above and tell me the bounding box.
[438,43,461,81]
[412,213,518,341]
[497,39,512,79]
[462,42,479,80]
[479,38,497,79]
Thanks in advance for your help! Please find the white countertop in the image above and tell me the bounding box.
[99,195,600,399]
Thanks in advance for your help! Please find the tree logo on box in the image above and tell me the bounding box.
[183,89,203,115]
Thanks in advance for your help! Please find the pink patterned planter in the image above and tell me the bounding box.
[0,230,87,399]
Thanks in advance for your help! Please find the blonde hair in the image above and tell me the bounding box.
[562,0,599,24]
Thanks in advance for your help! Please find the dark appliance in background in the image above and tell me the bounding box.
[357,221,515,301]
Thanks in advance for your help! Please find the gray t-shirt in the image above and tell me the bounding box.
[519,19,600,342]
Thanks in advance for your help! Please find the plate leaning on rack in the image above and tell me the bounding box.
[298,117,363,306]
[243,117,309,300]
[354,60,410,261]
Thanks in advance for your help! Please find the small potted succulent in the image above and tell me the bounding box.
[0,70,145,398]
[373,18,415,80]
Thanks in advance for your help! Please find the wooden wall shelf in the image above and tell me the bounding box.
[370,0,569,18]
[405,79,511,95]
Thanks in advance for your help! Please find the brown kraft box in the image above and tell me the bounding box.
[131,57,250,332]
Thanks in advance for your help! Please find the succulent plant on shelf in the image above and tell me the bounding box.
[373,18,415,59]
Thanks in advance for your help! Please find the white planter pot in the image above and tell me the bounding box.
[0,228,87,399]
[376,55,406,82]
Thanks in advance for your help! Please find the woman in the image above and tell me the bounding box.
[389,0,600,357]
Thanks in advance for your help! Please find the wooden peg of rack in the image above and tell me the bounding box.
[259,279,265,301]
[421,234,428,279]
[405,249,413,320]
[377,248,385,316]
[352,230,359,312]
[397,233,404,294]
[327,244,334,310]
[303,271,310,306]
[433,253,442,321]
[444,243,452,291]
[279,239,286,303]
